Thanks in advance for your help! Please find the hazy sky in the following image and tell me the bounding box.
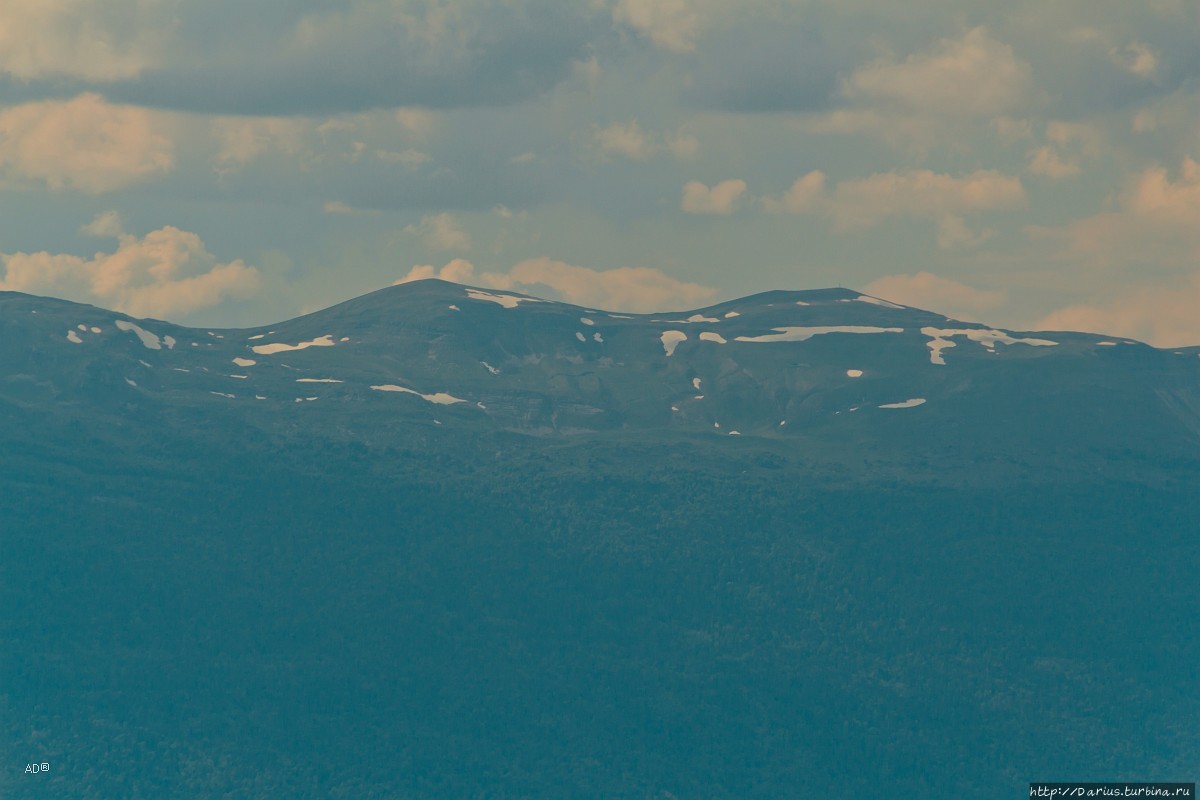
[1,1,1198,344]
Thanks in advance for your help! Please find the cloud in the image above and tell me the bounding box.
[0,93,174,192]
[375,148,432,169]
[1036,272,1200,347]
[1029,157,1200,268]
[0,213,260,318]
[681,179,746,215]
[613,0,703,53]
[594,120,698,160]
[760,171,825,214]
[403,213,472,251]
[395,257,717,312]
[0,0,169,81]
[764,168,1024,245]
[845,27,1033,118]
[1028,146,1080,179]
[863,272,1006,321]
[210,116,308,174]
[90,1,602,115]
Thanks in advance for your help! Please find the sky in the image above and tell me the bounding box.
[1,1,1198,345]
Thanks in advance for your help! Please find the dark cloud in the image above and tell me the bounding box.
[680,19,841,113]
[4,1,608,116]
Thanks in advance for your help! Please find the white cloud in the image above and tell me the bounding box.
[1117,41,1160,79]
[595,120,698,160]
[763,168,1022,248]
[681,179,746,215]
[210,116,308,174]
[760,171,825,214]
[0,93,174,193]
[0,214,260,318]
[846,27,1033,118]
[323,200,381,216]
[394,107,439,138]
[596,120,655,160]
[863,272,1006,321]
[403,213,471,251]
[1036,272,1200,347]
[1029,157,1200,268]
[1028,146,1080,179]
[375,148,432,168]
[613,0,703,53]
[395,257,717,312]
[0,0,169,81]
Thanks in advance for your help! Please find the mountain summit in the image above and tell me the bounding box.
[3,279,1198,466]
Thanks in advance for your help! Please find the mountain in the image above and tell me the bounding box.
[3,280,1199,799]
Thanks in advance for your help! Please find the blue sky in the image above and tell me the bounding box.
[1,0,1198,344]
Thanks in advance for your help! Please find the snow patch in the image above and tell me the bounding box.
[465,288,542,308]
[90,326,101,334]
[232,357,257,367]
[296,378,342,383]
[211,392,235,399]
[661,330,687,356]
[1096,341,1117,346]
[77,324,87,331]
[448,305,460,311]
[698,331,727,344]
[724,311,740,318]
[593,332,604,343]
[370,384,466,405]
[125,378,137,387]
[115,319,162,350]
[252,335,336,355]
[481,361,500,375]
[580,317,595,326]
[921,327,1058,365]
[66,330,82,343]
[735,326,904,343]
[692,377,702,390]
[576,332,586,342]
[248,334,266,340]
[163,336,175,349]
[846,369,863,378]
[880,398,926,409]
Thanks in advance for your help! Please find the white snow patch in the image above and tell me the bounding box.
[795,300,810,306]
[481,361,500,375]
[66,330,82,343]
[465,288,542,308]
[229,375,249,379]
[779,420,787,426]
[698,331,727,344]
[610,314,634,319]
[138,359,151,368]
[880,398,926,409]
[125,378,137,387]
[576,332,586,342]
[660,330,687,356]
[255,395,266,400]
[173,368,190,373]
[687,314,719,323]
[692,377,702,390]
[735,326,903,343]
[921,327,1058,365]
[296,378,342,383]
[248,334,266,340]
[232,357,256,367]
[728,431,740,436]
[448,305,460,311]
[77,324,87,331]
[370,384,466,405]
[90,326,101,334]
[846,369,863,378]
[252,334,336,355]
[211,392,235,399]
[671,406,679,412]
[163,336,175,349]
[856,295,904,309]
[593,332,603,343]
[339,337,350,342]
[1096,341,1117,346]
[724,311,740,318]
[115,319,162,349]
[580,317,595,326]
[305,397,318,401]
[714,422,720,429]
